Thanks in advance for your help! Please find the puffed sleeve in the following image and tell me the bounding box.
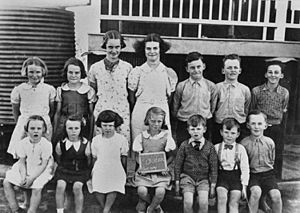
[166,67,178,92]
[120,135,129,156]
[128,66,141,92]
[132,133,143,152]
[49,85,56,102]
[165,132,176,152]
[11,86,21,104]
[87,86,97,103]
[55,87,62,102]
[88,64,97,84]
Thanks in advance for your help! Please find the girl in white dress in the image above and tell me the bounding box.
[3,115,54,213]
[8,56,56,159]
[91,110,129,213]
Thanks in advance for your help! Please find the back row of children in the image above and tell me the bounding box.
[3,29,287,213]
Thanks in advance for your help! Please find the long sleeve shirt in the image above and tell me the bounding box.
[251,83,289,125]
[212,81,251,124]
[173,78,216,121]
[174,139,218,184]
[215,142,250,185]
[240,135,275,173]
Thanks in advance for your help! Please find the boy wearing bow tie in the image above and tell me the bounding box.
[174,114,218,213]
[214,118,249,213]
[241,110,282,213]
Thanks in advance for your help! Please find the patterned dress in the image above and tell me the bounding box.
[88,59,132,142]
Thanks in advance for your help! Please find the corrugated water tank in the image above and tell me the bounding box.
[0,7,75,124]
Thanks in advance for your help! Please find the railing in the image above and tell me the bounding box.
[99,0,300,41]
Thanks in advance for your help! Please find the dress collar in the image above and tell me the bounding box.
[142,130,166,139]
[61,82,90,94]
[140,62,165,73]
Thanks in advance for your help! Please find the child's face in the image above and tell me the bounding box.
[101,121,115,137]
[247,114,267,138]
[148,113,164,132]
[67,64,81,84]
[265,64,283,85]
[220,126,240,144]
[145,41,160,62]
[222,59,241,81]
[186,59,206,81]
[106,39,121,61]
[27,64,43,85]
[27,120,45,143]
[66,120,81,141]
[188,124,206,141]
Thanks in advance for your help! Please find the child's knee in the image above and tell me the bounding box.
[269,189,282,203]
[198,196,208,207]
[31,188,42,196]
[73,182,83,196]
[250,186,262,200]
[3,179,11,189]
[155,187,166,197]
[137,186,148,196]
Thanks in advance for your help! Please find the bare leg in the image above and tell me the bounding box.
[228,190,241,213]
[3,179,19,212]
[27,188,42,213]
[137,186,151,212]
[73,182,84,213]
[147,187,165,213]
[197,190,208,213]
[183,192,194,213]
[269,189,282,213]
[103,192,117,213]
[216,187,228,213]
[249,186,262,213]
[56,180,67,210]
[94,192,105,209]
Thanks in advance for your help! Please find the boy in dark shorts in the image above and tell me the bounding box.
[215,118,249,213]
[174,114,218,213]
[241,110,282,213]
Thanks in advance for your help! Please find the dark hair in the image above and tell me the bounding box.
[185,51,204,67]
[133,33,171,56]
[21,56,48,77]
[62,57,87,81]
[187,114,206,128]
[101,30,126,49]
[246,110,267,123]
[265,60,285,73]
[24,115,47,134]
[96,110,124,128]
[63,114,86,140]
[144,107,168,130]
[222,54,241,67]
[221,118,240,132]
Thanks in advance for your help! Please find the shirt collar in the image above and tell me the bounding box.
[222,141,236,148]
[142,130,166,139]
[61,82,90,94]
[188,137,205,144]
[249,135,265,143]
[63,138,87,151]
[189,77,204,86]
[262,83,283,93]
[23,82,43,90]
[224,81,238,88]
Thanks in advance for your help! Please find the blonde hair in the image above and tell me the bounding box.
[20,56,48,77]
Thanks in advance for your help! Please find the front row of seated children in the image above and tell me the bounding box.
[4,108,282,213]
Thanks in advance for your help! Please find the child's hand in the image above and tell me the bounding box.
[20,177,27,187]
[161,167,169,176]
[23,176,34,188]
[137,169,146,176]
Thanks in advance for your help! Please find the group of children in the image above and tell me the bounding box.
[2,30,288,213]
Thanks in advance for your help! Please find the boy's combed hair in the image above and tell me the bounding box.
[265,60,285,72]
[187,114,206,128]
[96,110,124,128]
[246,110,268,123]
[133,33,171,55]
[24,115,47,133]
[21,56,48,77]
[221,118,240,132]
[185,51,204,67]
[63,114,86,140]
[62,57,87,80]
[222,54,241,67]
[144,107,168,130]
[101,30,126,49]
